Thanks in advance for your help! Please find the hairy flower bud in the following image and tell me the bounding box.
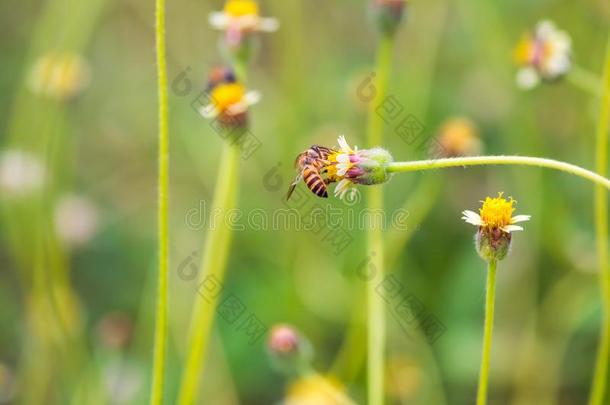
[267,324,313,375]
[475,227,511,262]
[372,0,406,36]
[347,147,394,185]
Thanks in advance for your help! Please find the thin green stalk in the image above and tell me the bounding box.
[366,33,394,405]
[150,0,169,401]
[386,156,610,191]
[567,65,602,96]
[476,260,497,405]
[176,141,241,405]
[367,34,393,145]
[589,36,610,405]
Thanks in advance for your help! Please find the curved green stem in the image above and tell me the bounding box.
[150,0,169,401]
[366,33,394,405]
[176,141,241,405]
[476,260,497,405]
[386,156,610,191]
[589,35,610,405]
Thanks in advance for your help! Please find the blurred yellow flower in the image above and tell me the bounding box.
[209,0,278,34]
[28,51,90,100]
[285,374,346,405]
[200,71,260,126]
[436,117,482,157]
[224,0,259,16]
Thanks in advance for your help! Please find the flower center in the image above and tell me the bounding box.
[224,0,259,17]
[479,193,515,229]
[209,83,245,112]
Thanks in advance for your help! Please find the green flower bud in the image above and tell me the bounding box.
[267,324,313,376]
[371,0,406,36]
[475,227,511,262]
[349,147,394,186]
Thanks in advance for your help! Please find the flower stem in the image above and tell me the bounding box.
[366,33,394,405]
[150,0,169,401]
[589,35,610,405]
[386,155,610,191]
[476,260,497,405]
[567,64,602,96]
[176,141,241,405]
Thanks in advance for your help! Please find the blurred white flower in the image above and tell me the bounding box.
[54,194,99,247]
[0,150,45,198]
[28,51,90,100]
[514,20,572,90]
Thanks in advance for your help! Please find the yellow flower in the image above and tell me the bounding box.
[200,81,260,124]
[209,0,279,33]
[462,192,531,233]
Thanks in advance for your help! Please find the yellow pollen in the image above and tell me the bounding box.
[224,0,259,17]
[479,193,515,229]
[209,83,245,112]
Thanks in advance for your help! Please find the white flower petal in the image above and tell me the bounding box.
[336,154,350,163]
[502,224,524,232]
[337,135,351,153]
[244,90,261,106]
[511,214,531,223]
[199,104,219,118]
[258,17,279,32]
[334,178,352,199]
[461,210,484,226]
[516,67,540,90]
[209,12,229,29]
[536,20,556,38]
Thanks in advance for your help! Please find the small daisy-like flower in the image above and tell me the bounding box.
[327,136,393,199]
[209,0,279,48]
[513,20,572,90]
[28,51,90,101]
[462,193,531,233]
[199,67,260,127]
[462,193,531,261]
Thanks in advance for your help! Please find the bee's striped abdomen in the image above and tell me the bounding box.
[303,166,328,198]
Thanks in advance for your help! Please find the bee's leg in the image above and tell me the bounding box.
[285,174,302,201]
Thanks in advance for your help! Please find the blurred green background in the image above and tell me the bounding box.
[1,0,609,404]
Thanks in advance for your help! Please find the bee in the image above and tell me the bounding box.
[286,145,337,200]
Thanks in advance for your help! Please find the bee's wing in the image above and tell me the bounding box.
[286,173,303,200]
